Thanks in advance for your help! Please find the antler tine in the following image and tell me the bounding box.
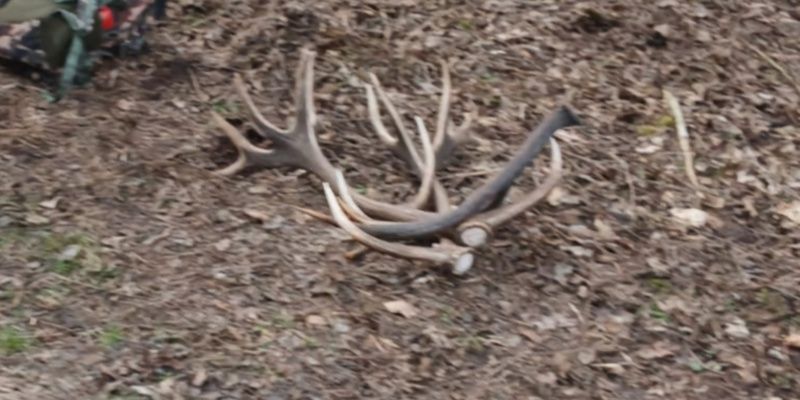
[211,111,299,176]
[324,176,474,274]
[366,72,423,168]
[436,111,475,169]
[366,71,449,211]
[457,138,563,247]
[409,116,437,210]
[432,59,477,170]
[432,59,452,157]
[233,74,289,139]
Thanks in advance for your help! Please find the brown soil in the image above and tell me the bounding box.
[2,1,799,399]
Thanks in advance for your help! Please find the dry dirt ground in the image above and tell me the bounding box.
[2,1,800,399]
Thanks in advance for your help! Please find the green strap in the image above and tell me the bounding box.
[51,0,96,99]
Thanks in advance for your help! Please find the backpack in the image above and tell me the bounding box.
[0,0,166,100]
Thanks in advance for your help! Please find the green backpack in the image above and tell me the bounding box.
[0,0,166,100]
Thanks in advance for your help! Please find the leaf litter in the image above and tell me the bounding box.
[0,0,799,398]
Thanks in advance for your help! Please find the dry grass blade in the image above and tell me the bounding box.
[745,43,800,99]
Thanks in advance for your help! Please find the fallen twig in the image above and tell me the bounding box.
[663,89,702,196]
[745,43,800,99]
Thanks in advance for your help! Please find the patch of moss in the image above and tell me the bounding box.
[457,19,474,30]
[99,325,125,348]
[649,303,670,322]
[646,277,673,295]
[0,326,31,355]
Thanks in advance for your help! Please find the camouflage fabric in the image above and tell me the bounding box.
[0,0,158,74]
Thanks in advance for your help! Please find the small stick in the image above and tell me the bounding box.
[745,43,800,98]
[663,90,702,196]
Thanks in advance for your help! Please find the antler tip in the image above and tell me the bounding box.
[558,105,582,127]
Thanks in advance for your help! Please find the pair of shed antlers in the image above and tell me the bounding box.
[211,49,580,274]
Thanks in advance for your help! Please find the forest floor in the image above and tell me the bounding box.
[1,1,800,399]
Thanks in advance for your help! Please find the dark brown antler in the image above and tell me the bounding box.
[457,138,563,247]
[214,49,433,222]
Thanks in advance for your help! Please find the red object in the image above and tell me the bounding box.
[98,6,116,31]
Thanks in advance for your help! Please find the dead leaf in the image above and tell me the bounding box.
[593,363,625,375]
[636,341,677,360]
[536,372,558,385]
[635,143,662,154]
[724,318,750,338]
[669,208,709,227]
[654,23,672,37]
[519,328,541,343]
[117,99,134,111]
[735,368,759,385]
[383,300,418,318]
[776,201,800,224]
[214,239,231,251]
[243,209,271,222]
[305,315,327,326]
[784,333,800,348]
[39,197,60,209]
[562,245,593,258]
[551,351,572,375]
[578,349,596,365]
[25,214,50,225]
[594,217,616,240]
[192,368,208,387]
[248,186,270,194]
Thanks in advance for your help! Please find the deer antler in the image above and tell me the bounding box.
[215,49,434,222]
[211,48,580,273]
